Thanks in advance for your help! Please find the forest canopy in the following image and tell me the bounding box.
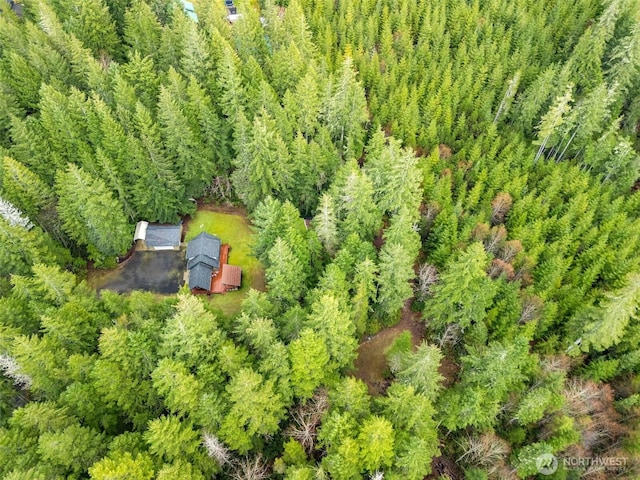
[1,0,640,478]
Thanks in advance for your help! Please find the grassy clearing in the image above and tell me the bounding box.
[351,304,425,395]
[186,209,265,317]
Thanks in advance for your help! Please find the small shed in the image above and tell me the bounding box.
[221,264,242,290]
[135,222,182,250]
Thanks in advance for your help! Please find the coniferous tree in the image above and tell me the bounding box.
[0,156,55,225]
[306,293,357,371]
[351,257,378,335]
[288,328,330,400]
[232,109,292,210]
[158,80,215,199]
[218,367,286,453]
[332,161,382,241]
[364,131,422,216]
[65,0,122,59]
[266,238,306,309]
[577,273,640,353]
[313,193,338,254]
[377,242,415,321]
[424,242,497,332]
[323,57,369,159]
[132,102,187,221]
[124,0,163,61]
[55,164,131,266]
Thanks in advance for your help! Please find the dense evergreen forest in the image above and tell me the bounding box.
[1,0,640,478]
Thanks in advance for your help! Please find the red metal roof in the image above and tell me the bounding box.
[220,264,242,287]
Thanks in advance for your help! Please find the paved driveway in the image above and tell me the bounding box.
[95,249,185,294]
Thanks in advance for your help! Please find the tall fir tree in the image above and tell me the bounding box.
[55,164,131,266]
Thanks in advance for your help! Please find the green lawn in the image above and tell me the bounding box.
[185,209,265,317]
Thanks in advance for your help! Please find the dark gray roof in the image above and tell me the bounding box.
[189,263,212,290]
[187,254,216,270]
[145,224,182,248]
[5,1,23,17]
[186,232,221,270]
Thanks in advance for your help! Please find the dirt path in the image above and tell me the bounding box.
[351,300,425,395]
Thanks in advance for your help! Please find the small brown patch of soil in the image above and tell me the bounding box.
[438,355,460,388]
[373,218,390,251]
[373,228,385,251]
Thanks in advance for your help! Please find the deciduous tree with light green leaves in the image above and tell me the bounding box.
[357,416,395,473]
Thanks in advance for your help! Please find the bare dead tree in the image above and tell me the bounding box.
[519,295,543,324]
[540,354,571,376]
[229,454,270,480]
[563,378,603,417]
[500,239,523,263]
[435,323,462,348]
[423,200,441,223]
[204,176,234,203]
[491,192,513,225]
[203,432,232,466]
[484,225,508,255]
[471,222,491,242]
[0,197,33,229]
[438,144,453,159]
[489,259,515,280]
[513,255,535,286]
[416,263,439,301]
[0,353,32,389]
[457,432,511,475]
[285,389,329,455]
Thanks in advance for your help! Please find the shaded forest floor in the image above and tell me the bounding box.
[352,300,425,395]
